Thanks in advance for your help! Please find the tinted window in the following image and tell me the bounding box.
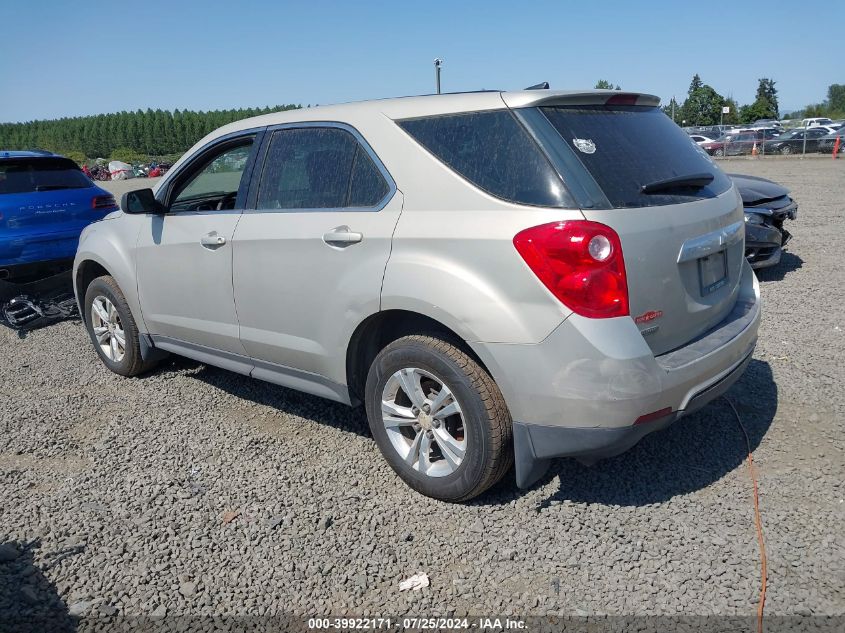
[348,147,389,206]
[398,110,569,207]
[172,141,253,211]
[0,157,91,195]
[257,127,389,210]
[540,105,732,208]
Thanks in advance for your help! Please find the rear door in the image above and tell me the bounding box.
[534,104,743,356]
[0,157,114,264]
[232,123,402,382]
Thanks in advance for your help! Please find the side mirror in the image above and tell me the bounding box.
[121,188,167,215]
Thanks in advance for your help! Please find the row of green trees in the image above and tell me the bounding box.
[782,84,845,120]
[0,105,302,163]
[656,75,844,126]
[659,74,780,126]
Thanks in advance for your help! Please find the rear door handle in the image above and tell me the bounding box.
[200,233,226,247]
[322,227,363,246]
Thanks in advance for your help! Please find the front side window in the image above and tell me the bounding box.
[171,141,254,212]
[397,110,570,207]
[257,127,390,210]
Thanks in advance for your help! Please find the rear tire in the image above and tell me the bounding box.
[365,334,513,502]
[84,276,157,377]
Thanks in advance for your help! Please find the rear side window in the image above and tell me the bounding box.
[540,105,732,208]
[398,111,570,207]
[257,127,390,210]
[0,157,91,195]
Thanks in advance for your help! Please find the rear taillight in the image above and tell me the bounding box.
[513,220,629,319]
[92,195,116,209]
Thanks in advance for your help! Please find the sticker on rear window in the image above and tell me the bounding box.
[573,138,596,154]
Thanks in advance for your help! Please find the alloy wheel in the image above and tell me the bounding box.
[90,295,126,362]
[380,367,467,477]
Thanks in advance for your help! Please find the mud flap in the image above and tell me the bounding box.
[0,271,78,332]
[513,422,552,489]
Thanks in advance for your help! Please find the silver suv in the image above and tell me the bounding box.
[74,90,760,501]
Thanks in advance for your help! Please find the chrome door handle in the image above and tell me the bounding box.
[200,233,226,247]
[323,227,363,246]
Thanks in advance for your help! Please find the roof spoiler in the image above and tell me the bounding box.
[502,90,661,109]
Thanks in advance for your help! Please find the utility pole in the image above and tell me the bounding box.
[672,97,675,122]
[434,58,443,94]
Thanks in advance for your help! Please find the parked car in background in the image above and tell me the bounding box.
[73,89,760,501]
[730,174,797,270]
[684,125,727,139]
[702,129,778,156]
[818,127,845,153]
[751,118,783,129]
[690,134,718,145]
[801,117,834,128]
[1,151,118,283]
[762,127,830,154]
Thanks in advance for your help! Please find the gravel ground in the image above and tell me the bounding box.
[1,159,843,629]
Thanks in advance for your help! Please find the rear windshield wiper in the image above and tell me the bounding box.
[35,185,84,191]
[641,173,714,194]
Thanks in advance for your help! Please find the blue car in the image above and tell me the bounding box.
[0,150,118,283]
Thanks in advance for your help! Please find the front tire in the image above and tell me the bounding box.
[780,145,793,155]
[713,148,725,157]
[84,276,156,377]
[365,334,513,502]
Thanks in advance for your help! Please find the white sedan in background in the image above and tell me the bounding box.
[689,134,718,145]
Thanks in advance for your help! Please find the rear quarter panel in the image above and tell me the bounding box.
[358,102,583,345]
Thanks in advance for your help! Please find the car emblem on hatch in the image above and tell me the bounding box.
[572,138,596,154]
[635,310,663,325]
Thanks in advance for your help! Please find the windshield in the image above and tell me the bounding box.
[0,157,91,194]
[539,105,731,208]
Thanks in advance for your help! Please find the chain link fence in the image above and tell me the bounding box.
[684,123,844,159]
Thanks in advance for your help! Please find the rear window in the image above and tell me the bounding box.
[398,111,571,207]
[540,105,732,208]
[0,157,91,195]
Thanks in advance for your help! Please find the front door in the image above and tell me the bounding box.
[136,134,261,354]
[232,124,402,385]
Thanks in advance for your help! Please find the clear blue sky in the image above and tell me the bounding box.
[0,0,838,123]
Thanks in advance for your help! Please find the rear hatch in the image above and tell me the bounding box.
[0,157,115,258]
[514,96,743,356]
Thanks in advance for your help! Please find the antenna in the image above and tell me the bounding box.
[525,82,550,90]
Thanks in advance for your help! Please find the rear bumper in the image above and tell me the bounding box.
[512,350,753,487]
[472,260,761,488]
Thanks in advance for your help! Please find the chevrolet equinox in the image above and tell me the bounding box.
[73,90,761,501]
